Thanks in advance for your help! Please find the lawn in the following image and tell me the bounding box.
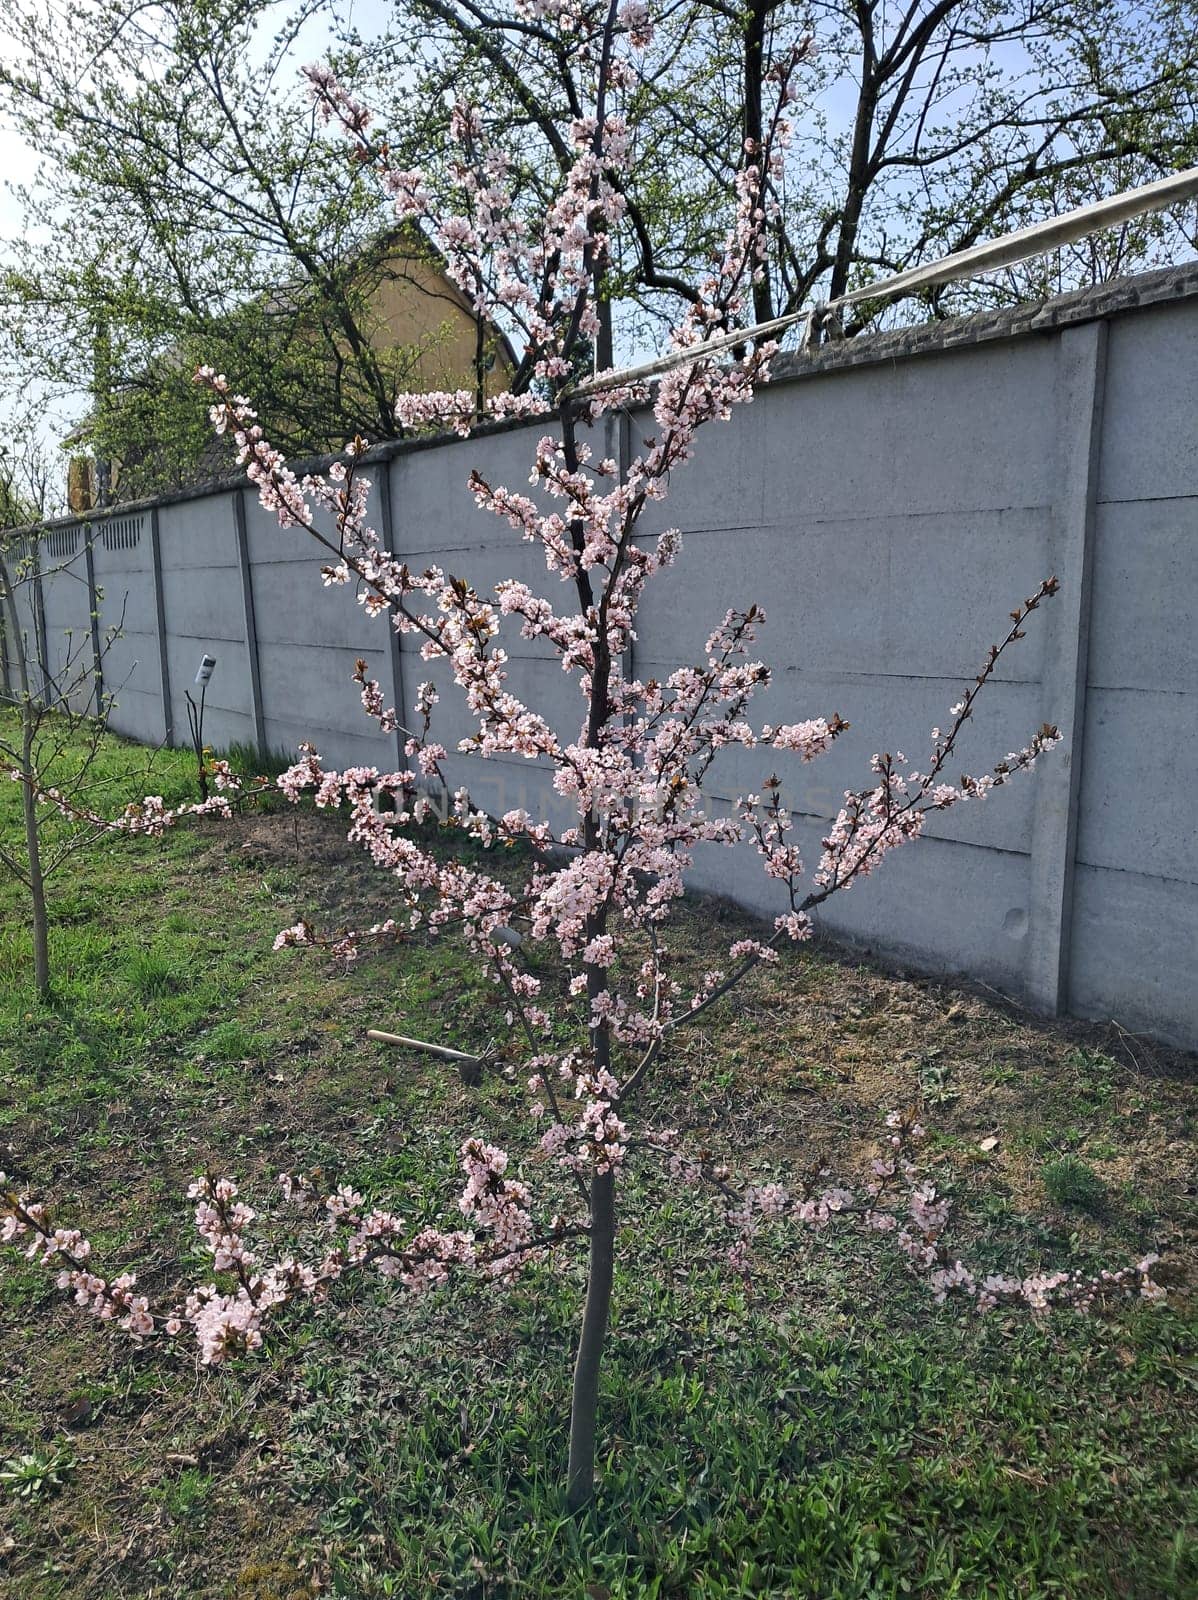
[0,709,1194,1599]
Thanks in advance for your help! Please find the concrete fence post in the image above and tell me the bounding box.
[232,489,267,756]
[83,522,105,717]
[1025,319,1107,1015]
[376,456,407,768]
[148,506,173,744]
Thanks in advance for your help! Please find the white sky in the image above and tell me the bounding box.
[0,0,388,221]
[2,1,1192,473]
[0,135,38,243]
[0,118,74,461]
[0,0,392,458]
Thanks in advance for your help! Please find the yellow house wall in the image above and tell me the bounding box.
[65,251,516,511]
[361,251,515,396]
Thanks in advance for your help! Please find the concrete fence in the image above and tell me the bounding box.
[3,263,1196,1050]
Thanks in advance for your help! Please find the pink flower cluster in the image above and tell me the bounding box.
[531,1058,628,1175]
[717,1112,1167,1316]
[0,756,269,842]
[1,1140,561,1365]
[0,14,1171,1518]
[191,53,901,1078]
[458,1138,535,1259]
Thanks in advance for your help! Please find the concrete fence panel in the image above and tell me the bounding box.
[8,263,1197,1048]
[90,511,168,745]
[36,525,93,713]
[156,494,257,752]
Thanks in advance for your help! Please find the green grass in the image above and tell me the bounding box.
[0,707,1194,1599]
[1041,1154,1110,1216]
[289,1284,1193,1599]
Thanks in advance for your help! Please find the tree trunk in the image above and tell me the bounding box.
[743,0,776,326]
[828,15,878,304]
[596,293,614,374]
[474,309,487,419]
[22,758,50,999]
[1,554,51,998]
[566,1166,616,1512]
[559,384,618,1516]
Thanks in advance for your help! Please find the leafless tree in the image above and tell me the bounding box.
[0,427,135,996]
[374,0,1198,347]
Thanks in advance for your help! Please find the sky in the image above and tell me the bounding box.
[0,114,70,473]
[2,0,1195,487]
[0,0,863,464]
[0,131,38,244]
[0,0,395,465]
[0,0,392,241]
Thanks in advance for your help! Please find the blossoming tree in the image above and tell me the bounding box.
[1,0,1166,1514]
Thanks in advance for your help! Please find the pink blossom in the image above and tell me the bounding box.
[1,34,1144,1497]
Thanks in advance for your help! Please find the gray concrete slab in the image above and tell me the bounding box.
[8,265,1197,1048]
